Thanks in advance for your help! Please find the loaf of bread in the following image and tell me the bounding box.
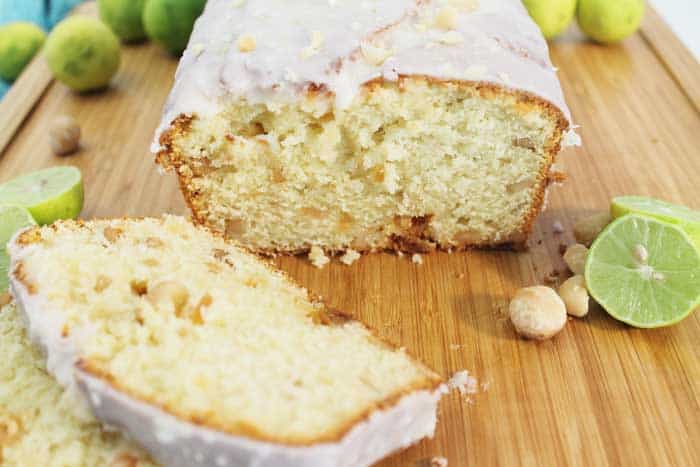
[0,302,157,467]
[8,216,445,467]
[153,0,576,256]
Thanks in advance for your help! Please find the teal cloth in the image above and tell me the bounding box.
[0,0,83,97]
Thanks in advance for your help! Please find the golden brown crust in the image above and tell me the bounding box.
[156,76,569,255]
[79,358,441,447]
[11,262,36,295]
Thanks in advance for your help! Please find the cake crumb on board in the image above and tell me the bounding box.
[308,246,330,268]
[339,249,361,265]
[431,456,448,467]
[412,253,423,265]
[448,370,478,397]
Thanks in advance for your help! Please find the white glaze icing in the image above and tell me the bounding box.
[153,0,572,151]
[7,230,447,467]
[76,372,446,467]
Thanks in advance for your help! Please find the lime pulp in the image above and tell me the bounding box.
[585,214,700,328]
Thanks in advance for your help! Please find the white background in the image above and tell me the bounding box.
[650,0,700,58]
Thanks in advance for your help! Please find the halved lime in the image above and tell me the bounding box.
[0,205,37,291]
[612,196,700,248]
[585,214,700,328]
[0,166,83,225]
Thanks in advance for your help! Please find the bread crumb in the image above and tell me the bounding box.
[552,221,564,234]
[448,370,477,396]
[431,456,448,467]
[339,249,361,266]
[309,246,330,269]
[411,253,423,265]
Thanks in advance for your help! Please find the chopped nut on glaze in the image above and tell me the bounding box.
[236,33,256,53]
[360,41,393,66]
[434,7,458,30]
[509,286,567,340]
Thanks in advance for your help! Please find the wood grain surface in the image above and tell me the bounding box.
[0,6,698,467]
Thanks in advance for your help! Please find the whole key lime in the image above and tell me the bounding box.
[577,0,645,44]
[0,22,46,81]
[143,0,206,56]
[522,0,577,40]
[98,0,148,42]
[612,196,700,249]
[45,16,121,92]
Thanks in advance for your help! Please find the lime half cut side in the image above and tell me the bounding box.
[585,214,700,328]
[0,166,83,225]
[0,205,37,291]
[611,196,700,248]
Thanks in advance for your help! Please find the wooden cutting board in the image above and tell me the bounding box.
[1,4,699,466]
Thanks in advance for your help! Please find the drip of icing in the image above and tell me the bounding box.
[152,0,572,151]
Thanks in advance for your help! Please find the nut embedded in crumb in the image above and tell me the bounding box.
[236,33,257,53]
[509,286,567,340]
[103,227,123,243]
[559,275,589,317]
[434,6,458,30]
[563,243,588,276]
[308,246,330,269]
[431,456,449,467]
[339,249,361,266]
[147,280,189,316]
[411,253,423,265]
[573,212,611,246]
[49,115,81,156]
[94,275,111,293]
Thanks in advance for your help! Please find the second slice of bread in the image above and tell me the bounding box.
[8,216,444,467]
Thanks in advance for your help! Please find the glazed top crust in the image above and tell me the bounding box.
[154,0,571,148]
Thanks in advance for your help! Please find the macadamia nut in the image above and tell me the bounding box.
[559,275,589,318]
[574,212,611,246]
[563,243,589,275]
[509,286,567,340]
[49,115,81,156]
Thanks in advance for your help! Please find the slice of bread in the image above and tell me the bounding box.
[0,302,157,467]
[8,216,444,467]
